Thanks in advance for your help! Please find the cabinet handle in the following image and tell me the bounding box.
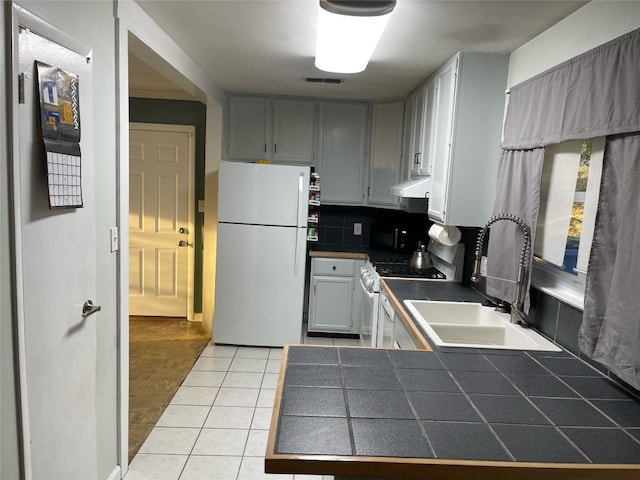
[274,143,277,154]
[313,285,316,296]
[332,265,336,271]
[264,143,267,153]
[415,152,422,164]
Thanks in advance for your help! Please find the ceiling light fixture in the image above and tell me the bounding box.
[315,0,396,74]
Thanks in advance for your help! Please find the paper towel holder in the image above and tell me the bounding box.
[428,223,462,246]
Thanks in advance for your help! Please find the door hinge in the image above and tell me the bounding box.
[18,73,25,104]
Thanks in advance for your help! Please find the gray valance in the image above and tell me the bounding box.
[502,27,640,150]
[488,27,640,389]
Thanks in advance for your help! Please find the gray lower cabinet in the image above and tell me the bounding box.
[307,257,364,334]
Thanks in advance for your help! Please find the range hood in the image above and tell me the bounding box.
[389,177,431,198]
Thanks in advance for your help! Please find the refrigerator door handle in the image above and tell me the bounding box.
[297,172,305,228]
[294,226,301,276]
[294,172,305,276]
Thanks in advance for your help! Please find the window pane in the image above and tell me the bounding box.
[576,137,604,272]
[535,141,582,266]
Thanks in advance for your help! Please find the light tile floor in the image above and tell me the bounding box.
[125,334,360,480]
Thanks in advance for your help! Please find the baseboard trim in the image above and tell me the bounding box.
[106,465,121,480]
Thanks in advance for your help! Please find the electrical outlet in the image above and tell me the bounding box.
[480,256,487,276]
[353,223,362,235]
[110,227,119,252]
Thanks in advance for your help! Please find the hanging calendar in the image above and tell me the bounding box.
[36,60,83,208]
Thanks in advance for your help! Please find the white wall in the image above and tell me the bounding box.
[202,105,223,333]
[508,0,640,87]
[117,0,225,338]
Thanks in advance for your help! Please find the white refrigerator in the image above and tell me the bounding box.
[214,161,310,346]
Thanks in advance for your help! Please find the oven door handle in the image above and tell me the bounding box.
[358,275,375,299]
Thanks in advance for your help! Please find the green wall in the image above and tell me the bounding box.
[129,98,207,314]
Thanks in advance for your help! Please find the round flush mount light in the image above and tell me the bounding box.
[320,0,396,17]
[315,0,397,74]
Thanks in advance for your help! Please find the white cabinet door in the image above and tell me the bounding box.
[227,95,271,161]
[420,78,437,177]
[427,52,509,226]
[401,91,416,180]
[428,57,458,224]
[393,317,418,349]
[318,101,369,205]
[272,98,316,165]
[308,276,354,333]
[368,100,403,207]
[409,84,426,177]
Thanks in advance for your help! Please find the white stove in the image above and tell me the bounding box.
[358,240,465,347]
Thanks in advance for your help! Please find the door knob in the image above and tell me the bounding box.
[82,300,101,318]
[179,227,189,234]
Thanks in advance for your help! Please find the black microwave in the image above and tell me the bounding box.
[370,225,409,252]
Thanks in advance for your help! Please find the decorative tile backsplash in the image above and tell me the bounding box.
[313,205,434,252]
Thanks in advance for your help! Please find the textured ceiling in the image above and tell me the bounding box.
[130,0,587,101]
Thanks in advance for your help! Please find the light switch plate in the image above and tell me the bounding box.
[110,227,119,252]
[198,200,205,213]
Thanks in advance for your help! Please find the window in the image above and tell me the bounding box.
[532,137,605,309]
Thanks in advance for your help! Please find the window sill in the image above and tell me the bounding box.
[531,264,585,311]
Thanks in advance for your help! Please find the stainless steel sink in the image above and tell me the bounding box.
[403,300,561,351]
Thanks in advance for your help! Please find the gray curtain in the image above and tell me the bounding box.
[580,133,640,389]
[489,27,640,388]
[486,149,544,313]
[502,27,640,149]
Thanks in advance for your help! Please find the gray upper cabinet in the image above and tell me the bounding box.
[427,52,509,227]
[272,98,316,165]
[226,95,316,165]
[317,101,369,205]
[226,95,271,161]
[368,100,404,207]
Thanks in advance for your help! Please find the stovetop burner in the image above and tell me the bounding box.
[372,259,447,280]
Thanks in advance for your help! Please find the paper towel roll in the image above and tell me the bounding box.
[428,223,462,246]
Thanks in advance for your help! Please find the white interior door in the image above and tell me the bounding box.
[15,20,97,479]
[129,124,194,318]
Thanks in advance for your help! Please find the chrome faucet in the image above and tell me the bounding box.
[471,214,531,325]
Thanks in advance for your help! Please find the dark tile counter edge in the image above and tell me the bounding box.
[266,452,640,480]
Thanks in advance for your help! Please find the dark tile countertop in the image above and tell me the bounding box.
[266,280,640,480]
